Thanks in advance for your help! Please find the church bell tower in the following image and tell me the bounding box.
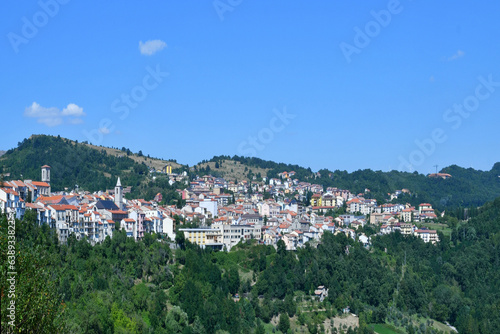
[115,177,123,210]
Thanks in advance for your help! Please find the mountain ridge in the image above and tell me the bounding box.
[1,135,499,210]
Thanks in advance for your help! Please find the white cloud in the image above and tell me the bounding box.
[39,116,63,127]
[24,102,85,127]
[62,103,85,116]
[447,50,465,61]
[139,39,167,56]
[24,102,59,118]
[99,127,110,134]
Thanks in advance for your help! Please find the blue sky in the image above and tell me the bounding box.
[2,1,500,174]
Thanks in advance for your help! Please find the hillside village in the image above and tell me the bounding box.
[1,165,440,249]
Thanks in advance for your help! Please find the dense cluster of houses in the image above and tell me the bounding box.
[0,166,440,247]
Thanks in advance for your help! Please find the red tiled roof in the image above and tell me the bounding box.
[11,180,27,187]
[1,188,19,196]
[415,229,437,233]
[31,181,50,187]
[109,210,127,214]
[50,204,78,211]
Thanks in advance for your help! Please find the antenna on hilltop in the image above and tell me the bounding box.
[433,165,438,174]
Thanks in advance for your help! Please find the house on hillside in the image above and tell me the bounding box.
[418,203,433,214]
[414,229,440,244]
[0,187,25,219]
[310,193,322,207]
[428,173,452,179]
[314,286,328,302]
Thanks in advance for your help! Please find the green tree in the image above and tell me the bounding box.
[255,319,265,334]
[0,215,66,333]
[284,294,297,317]
[165,306,188,333]
[111,302,138,333]
[226,266,240,295]
[192,316,207,334]
[278,313,290,333]
[175,230,186,250]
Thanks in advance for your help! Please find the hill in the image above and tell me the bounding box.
[83,142,182,171]
[0,135,137,191]
[199,155,500,211]
[194,159,272,183]
[1,135,499,210]
[374,195,500,333]
[3,191,500,333]
[0,135,187,202]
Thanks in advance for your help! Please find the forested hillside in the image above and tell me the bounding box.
[2,197,500,333]
[0,135,185,203]
[1,136,499,210]
[0,135,148,192]
[207,155,500,211]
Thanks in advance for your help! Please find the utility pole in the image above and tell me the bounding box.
[433,165,438,174]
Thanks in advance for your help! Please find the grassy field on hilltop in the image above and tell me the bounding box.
[195,159,270,182]
[84,143,183,171]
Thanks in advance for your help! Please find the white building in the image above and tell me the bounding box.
[198,199,218,218]
[0,188,25,219]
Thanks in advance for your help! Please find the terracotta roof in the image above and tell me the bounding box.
[109,210,128,214]
[11,180,27,187]
[415,229,437,233]
[49,204,78,211]
[1,188,19,196]
[31,181,50,187]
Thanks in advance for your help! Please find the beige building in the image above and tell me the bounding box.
[401,208,413,222]
[179,228,222,247]
[400,223,413,235]
[414,229,439,244]
[370,212,385,225]
[321,193,336,207]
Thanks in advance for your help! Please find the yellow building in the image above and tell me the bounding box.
[163,164,173,174]
[179,228,222,247]
[310,194,322,207]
